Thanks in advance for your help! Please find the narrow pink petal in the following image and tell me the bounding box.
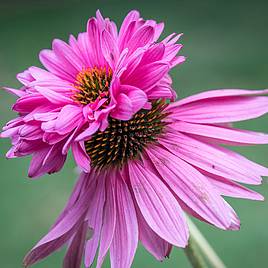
[128,161,189,247]
[171,121,268,145]
[170,89,268,107]
[52,39,84,72]
[127,62,169,91]
[23,175,93,266]
[127,25,155,53]
[118,10,140,49]
[206,173,264,200]
[72,142,91,173]
[75,121,100,141]
[13,94,49,113]
[39,49,75,82]
[87,18,104,67]
[84,173,106,267]
[161,131,266,184]
[96,173,116,268]
[3,87,25,97]
[110,171,138,268]
[146,146,233,229]
[54,105,83,135]
[169,96,268,123]
[16,69,34,85]
[101,29,119,68]
[136,202,171,261]
[35,86,73,105]
[63,221,88,268]
[139,43,165,65]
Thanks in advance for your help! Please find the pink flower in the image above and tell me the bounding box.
[23,89,268,268]
[2,8,268,268]
[1,10,185,178]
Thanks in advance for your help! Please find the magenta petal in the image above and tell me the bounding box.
[169,95,268,124]
[39,49,75,82]
[146,146,233,230]
[101,29,119,68]
[54,105,83,135]
[136,202,171,261]
[23,174,92,266]
[75,121,100,141]
[127,25,155,53]
[171,121,268,145]
[3,87,26,97]
[63,221,88,268]
[128,161,189,247]
[127,62,169,91]
[72,142,91,173]
[120,84,148,113]
[161,131,266,184]
[110,172,138,268]
[111,93,133,120]
[96,173,116,268]
[84,173,106,267]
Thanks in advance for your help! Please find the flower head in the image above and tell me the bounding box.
[2,8,268,268]
[1,10,184,177]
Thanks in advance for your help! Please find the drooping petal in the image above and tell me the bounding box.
[128,161,189,246]
[161,131,268,184]
[72,142,91,173]
[136,202,172,261]
[170,121,268,145]
[96,172,117,268]
[84,172,106,267]
[146,146,233,230]
[23,173,93,266]
[63,220,88,268]
[110,171,138,268]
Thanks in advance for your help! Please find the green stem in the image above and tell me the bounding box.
[186,216,227,268]
[184,236,208,268]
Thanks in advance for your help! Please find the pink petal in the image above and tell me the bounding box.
[52,39,84,72]
[23,174,93,266]
[96,173,117,268]
[136,202,171,261]
[161,131,267,184]
[39,49,75,82]
[101,29,119,68]
[206,173,264,200]
[171,121,268,145]
[127,62,169,91]
[84,173,106,267]
[111,93,133,120]
[128,161,189,247]
[3,87,25,97]
[169,95,268,124]
[63,221,88,268]
[120,85,148,113]
[110,172,138,268]
[127,25,155,53]
[54,105,83,135]
[170,89,268,107]
[72,142,91,173]
[75,121,100,141]
[146,146,233,230]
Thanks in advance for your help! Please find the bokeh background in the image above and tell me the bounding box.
[0,0,268,267]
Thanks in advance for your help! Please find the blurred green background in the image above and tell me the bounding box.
[0,0,268,267]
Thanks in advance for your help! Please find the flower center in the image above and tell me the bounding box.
[73,67,112,105]
[85,100,169,169]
